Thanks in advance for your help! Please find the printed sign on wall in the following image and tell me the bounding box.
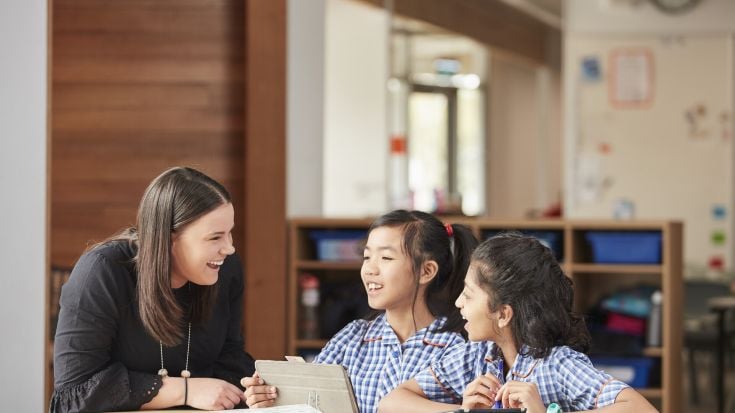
[609,48,654,109]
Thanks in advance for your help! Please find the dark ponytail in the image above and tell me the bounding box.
[367,210,478,334]
[428,222,478,333]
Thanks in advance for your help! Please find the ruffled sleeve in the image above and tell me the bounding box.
[50,248,161,412]
[49,363,161,412]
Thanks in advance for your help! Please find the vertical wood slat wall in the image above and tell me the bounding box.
[52,0,246,269]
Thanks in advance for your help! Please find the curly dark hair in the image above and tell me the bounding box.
[471,232,590,358]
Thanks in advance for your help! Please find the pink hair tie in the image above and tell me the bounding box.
[444,223,454,237]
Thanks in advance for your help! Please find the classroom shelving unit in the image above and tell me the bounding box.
[287,218,682,413]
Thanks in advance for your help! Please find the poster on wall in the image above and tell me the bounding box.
[608,48,654,109]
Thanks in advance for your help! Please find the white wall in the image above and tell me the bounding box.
[287,0,325,217]
[287,0,390,218]
[487,57,541,216]
[0,0,47,410]
[486,49,562,218]
[323,0,389,216]
[563,0,735,275]
[567,0,735,35]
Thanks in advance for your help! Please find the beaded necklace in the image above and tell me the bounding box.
[158,321,192,378]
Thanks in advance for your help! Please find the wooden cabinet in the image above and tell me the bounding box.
[288,218,682,413]
[562,220,683,412]
[288,218,371,357]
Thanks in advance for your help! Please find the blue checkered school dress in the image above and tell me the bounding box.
[314,313,466,413]
[414,341,629,411]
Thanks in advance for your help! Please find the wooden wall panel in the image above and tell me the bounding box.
[359,0,555,65]
[243,0,288,361]
[51,0,246,268]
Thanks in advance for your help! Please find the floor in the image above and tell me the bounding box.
[682,350,734,413]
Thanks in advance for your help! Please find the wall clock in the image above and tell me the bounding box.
[650,0,701,14]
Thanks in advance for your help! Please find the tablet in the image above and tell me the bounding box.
[255,360,359,413]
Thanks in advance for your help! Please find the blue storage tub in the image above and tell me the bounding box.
[484,230,563,261]
[590,356,656,388]
[308,230,366,261]
[525,231,563,261]
[585,231,662,264]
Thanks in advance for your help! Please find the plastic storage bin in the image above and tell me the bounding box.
[525,230,563,261]
[484,230,563,261]
[585,231,662,264]
[590,356,656,388]
[308,230,366,261]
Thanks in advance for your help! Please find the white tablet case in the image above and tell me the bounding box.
[254,360,359,413]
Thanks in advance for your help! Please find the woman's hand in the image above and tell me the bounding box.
[495,380,546,413]
[241,371,278,408]
[187,377,246,410]
[461,373,502,409]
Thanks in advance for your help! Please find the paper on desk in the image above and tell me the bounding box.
[223,405,321,413]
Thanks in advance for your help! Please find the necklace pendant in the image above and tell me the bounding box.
[158,368,169,377]
[181,369,191,378]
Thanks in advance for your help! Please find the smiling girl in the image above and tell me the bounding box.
[243,210,478,413]
[378,233,658,413]
[50,167,255,412]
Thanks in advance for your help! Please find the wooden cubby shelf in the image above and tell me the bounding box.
[288,218,682,413]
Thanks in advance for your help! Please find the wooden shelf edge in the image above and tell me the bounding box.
[475,220,566,230]
[567,220,677,230]
[642,347,663,357]
[569,264,662,274]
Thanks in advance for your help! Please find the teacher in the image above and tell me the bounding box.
[50,166,255,412]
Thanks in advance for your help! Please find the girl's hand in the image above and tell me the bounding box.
[495,380,546,413]
[187,377,246,410]
[461,373,502,409]
[241,371,278,408]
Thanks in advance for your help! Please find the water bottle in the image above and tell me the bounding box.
[299,273,320,339]
[646,290,662,347]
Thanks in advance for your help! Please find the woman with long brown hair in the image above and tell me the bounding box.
[50,167,255,411]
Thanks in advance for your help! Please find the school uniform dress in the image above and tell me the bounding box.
[315,313,466,413]
[49,241,255,413]
[415,341,629,411]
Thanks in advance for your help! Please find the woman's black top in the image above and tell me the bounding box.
[49,241,256,412]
